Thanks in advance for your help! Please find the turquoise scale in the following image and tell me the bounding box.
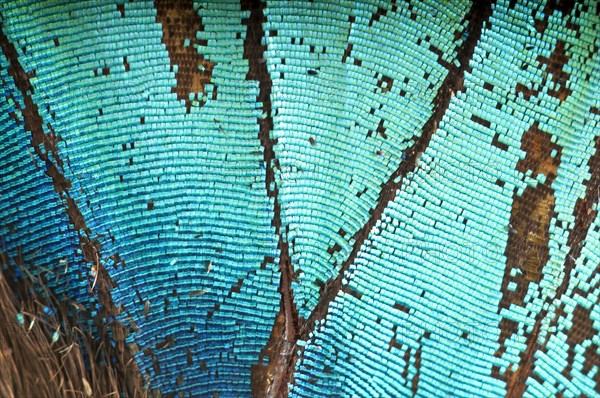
[1,1,279,396]
[291,1,599,397]
[1,0,599,397]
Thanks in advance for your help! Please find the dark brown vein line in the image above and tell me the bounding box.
[506,134,600,398]
[273,0,495,393]
[251,0,492,396]
[561,135,600,301]
[300,0,494,342]
[0,24,146,395]
[240,2,298,397]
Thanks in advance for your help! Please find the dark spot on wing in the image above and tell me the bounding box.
[155,0,216,112]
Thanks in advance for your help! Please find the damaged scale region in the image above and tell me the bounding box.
[155,0,216,112]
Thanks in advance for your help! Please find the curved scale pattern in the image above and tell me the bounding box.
[0,0,598,397]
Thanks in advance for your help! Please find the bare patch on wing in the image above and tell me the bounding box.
[155,0,216,112]
[493,123,561,383]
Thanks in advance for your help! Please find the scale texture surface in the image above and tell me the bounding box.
[0,0,598,397]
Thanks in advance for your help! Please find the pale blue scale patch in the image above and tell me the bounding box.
[265,0,472,320]
[291,0,600,397]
